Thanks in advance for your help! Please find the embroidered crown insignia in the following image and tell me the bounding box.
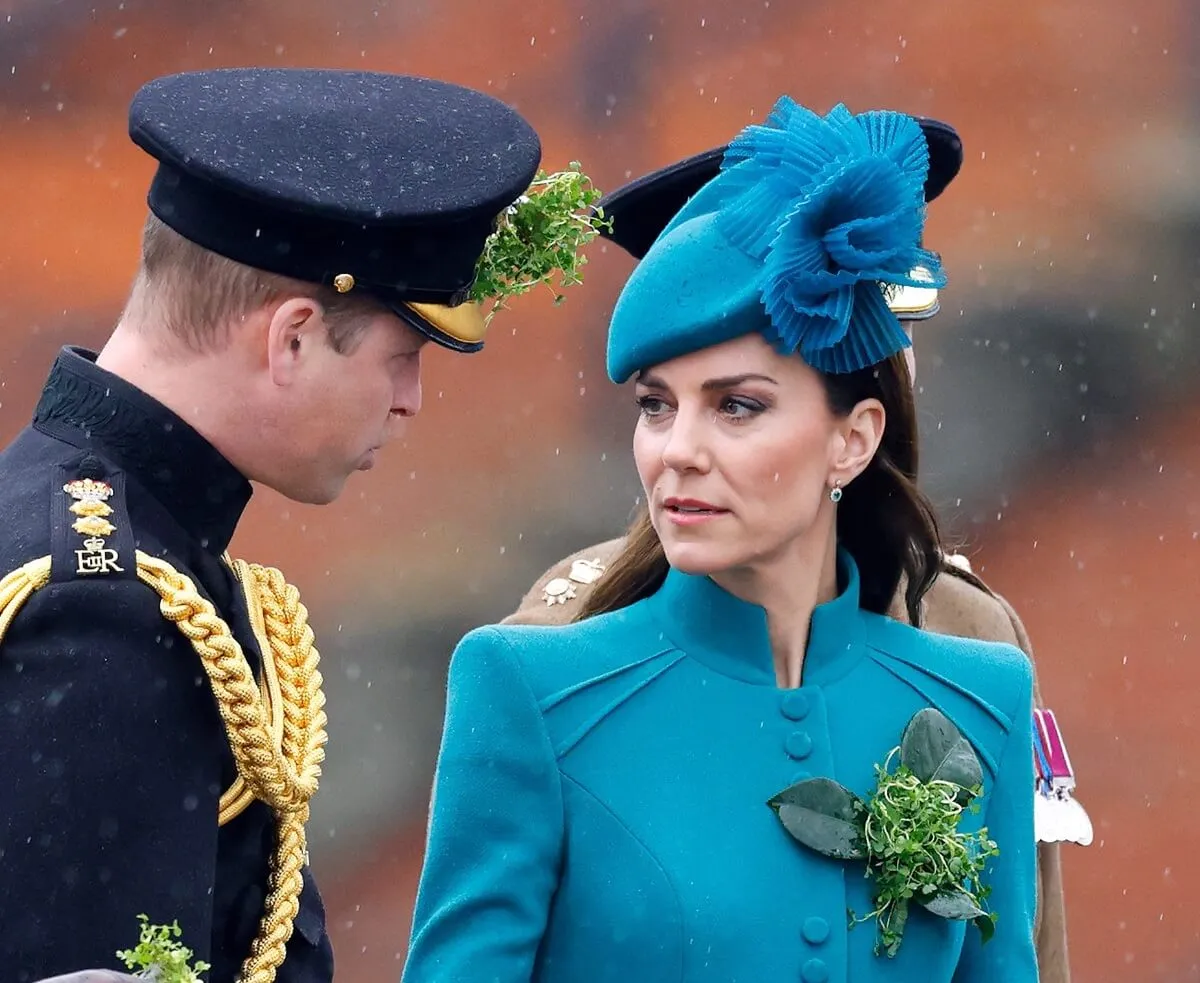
[63,478,114,501]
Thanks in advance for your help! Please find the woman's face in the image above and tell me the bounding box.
[632,333,880,577]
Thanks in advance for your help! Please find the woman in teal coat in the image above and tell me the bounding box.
[402,98,1038,982]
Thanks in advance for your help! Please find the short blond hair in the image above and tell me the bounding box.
[126,212,384,352]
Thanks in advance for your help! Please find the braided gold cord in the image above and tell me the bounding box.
[0,551,327,983]
[0,558,52,634]
[240,562,328,790]
[218,558,286,828]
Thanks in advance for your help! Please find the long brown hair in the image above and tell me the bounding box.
[577,352,942,626]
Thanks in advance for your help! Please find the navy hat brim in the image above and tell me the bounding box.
[130,68,542,353]
[597,117,962,261]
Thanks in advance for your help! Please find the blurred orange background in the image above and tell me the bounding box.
[1,0,1196,978]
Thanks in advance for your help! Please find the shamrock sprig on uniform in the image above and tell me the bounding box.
[470,161,612,322]
[767,708,998,958]
[116,914,210,982]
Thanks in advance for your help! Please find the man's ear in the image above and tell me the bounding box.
[265,297,322,386]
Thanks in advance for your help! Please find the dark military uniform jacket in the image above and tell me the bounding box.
[0,347,332,983]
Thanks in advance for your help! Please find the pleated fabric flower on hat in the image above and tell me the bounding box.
[717,99,947,374]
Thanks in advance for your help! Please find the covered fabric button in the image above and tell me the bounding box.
[785,731,814,760]
[801,957,829,982]
[781,690,810,720]
[802,916,830,945]
[790,769,812,785]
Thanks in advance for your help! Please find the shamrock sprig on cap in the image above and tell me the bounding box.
[768,708,999,957]
[470,161,612,322]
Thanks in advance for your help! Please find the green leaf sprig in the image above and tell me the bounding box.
[849,747,999,956]
[469,161,612,322]
[116,914,210,983]
[768,708,999,958]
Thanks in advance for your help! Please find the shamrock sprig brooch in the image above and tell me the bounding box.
[768,708,999,957]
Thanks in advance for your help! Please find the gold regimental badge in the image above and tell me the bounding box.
[63,477,124,576]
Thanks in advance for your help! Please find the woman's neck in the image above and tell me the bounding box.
[710,530,840,689]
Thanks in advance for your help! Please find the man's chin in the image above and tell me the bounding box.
[271,475,347,507]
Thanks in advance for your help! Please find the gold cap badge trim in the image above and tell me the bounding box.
[884,265,940,318]
[404,300,488,346]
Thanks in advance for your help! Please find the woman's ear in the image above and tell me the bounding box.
[831,398,885,487]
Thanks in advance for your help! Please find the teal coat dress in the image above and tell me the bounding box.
[402,551,1038,982]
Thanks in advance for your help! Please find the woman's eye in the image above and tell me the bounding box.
[721,396,766,419]
[636,394,670,416]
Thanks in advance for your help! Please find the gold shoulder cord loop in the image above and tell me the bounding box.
[0,551,328,983]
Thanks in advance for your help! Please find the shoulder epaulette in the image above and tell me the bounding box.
[50,454,136,584]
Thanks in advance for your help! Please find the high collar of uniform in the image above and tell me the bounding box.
[645,546,868,688]
[32,345,252,553]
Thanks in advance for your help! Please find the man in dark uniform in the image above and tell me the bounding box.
[2,67,543,983]
[503,134,1076,982]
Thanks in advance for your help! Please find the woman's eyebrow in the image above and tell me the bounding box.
[634,371,668,389]
[700,373,779,390]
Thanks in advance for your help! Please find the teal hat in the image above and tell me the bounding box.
[606,98,948,382]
